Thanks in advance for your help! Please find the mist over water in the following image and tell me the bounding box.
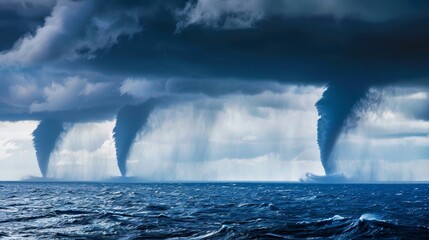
[36,89,325,181]
[126,94,324,181]
[47,121,119,180]
[0,86,428,181]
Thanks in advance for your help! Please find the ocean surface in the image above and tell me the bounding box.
[0,182,428,239]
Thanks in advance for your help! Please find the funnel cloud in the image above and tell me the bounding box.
[113,99,158,176]
[32,119,65,177]
[316,83,370,174]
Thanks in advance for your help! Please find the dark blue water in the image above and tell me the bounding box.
[0,183,428,239]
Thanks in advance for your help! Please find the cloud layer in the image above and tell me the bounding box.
[0,0,141,66]
[0,0,428,120]
[176,0,424,30]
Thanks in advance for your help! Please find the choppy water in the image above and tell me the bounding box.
[0,183,428,239]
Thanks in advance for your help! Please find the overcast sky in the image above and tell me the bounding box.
[0,0,428,181]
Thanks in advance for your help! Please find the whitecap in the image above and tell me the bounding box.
[191,225,228,239]
[359,213,381,221]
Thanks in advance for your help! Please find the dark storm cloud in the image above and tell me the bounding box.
[0,0,55,51]
[1,0,428,118]
[176,0,429,30]
[118,78,284,100]
[71,0,429,86]
[0,106,119,123]
[0,0,429,83]
[0,0,142,66]
[0,72,125,122]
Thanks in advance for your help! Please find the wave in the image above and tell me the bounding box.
[359,213,383,222]
[2,183,428,239]
[251,213,429,239]
[191,225,230,239]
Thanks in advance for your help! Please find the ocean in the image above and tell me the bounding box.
[0,182,428,239]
